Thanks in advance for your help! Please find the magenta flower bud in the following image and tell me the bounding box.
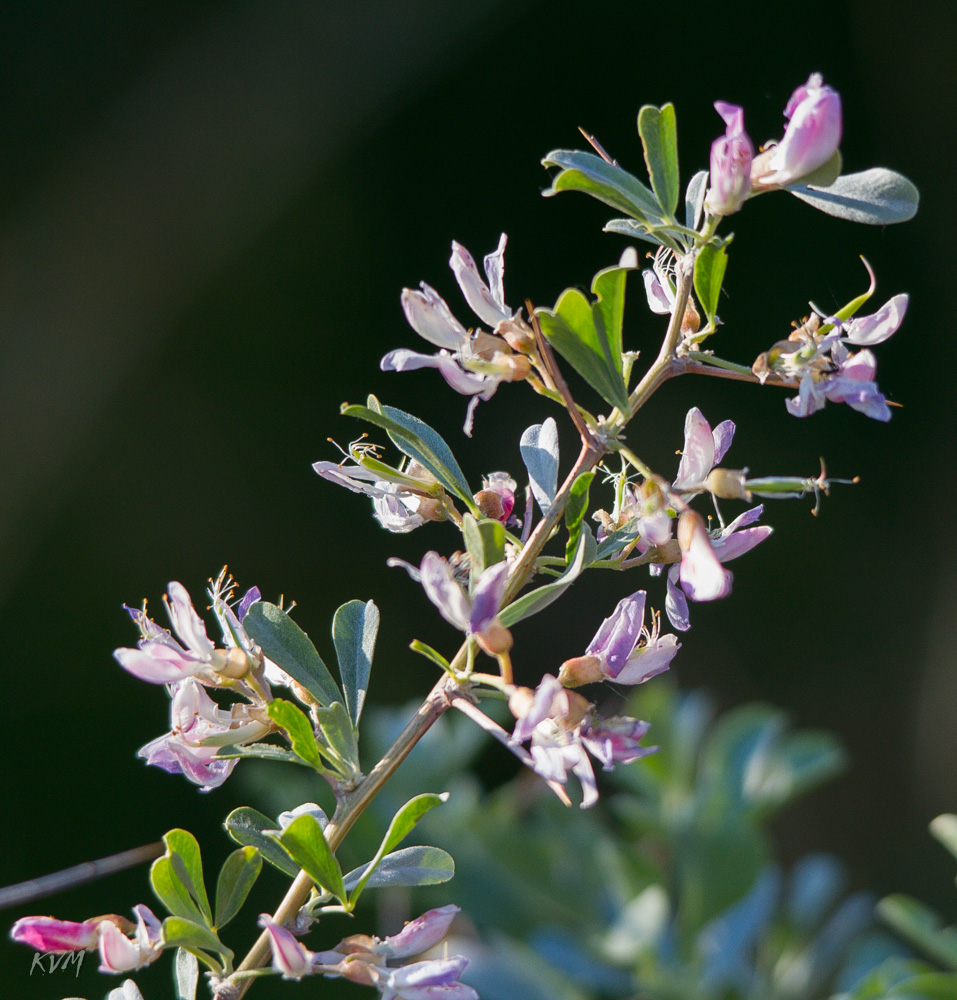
[758,73,842,187]
[705,102,754,216]
[259,915,314,980]
[10,916,99,953]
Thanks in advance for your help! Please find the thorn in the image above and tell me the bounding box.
[577,126,618,166]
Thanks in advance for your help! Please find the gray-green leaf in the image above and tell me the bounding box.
[332,599,378,728]
[273,814,347,904]
[788,168,919,224]
[342,846,454,891]
[638,103,680,219]
[243,601,341,707]
[224,806,301,878]
[214,846,262,929]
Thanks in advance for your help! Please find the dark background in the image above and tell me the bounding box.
[1,1,954,997]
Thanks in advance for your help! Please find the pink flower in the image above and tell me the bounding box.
[673,407,736,492]
[10,916,99,953]
[97,905,163,974]
[705,102,754,216]
[758,73,842,187]
[259,915,315,980]
[381,235,531,435]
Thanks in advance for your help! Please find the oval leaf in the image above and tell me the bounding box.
[788,168,919,224]
[638,103,680,218]
[342,846,455,891]
[274,814,346,904]
[224,806,300,878]
[214,846,262,929]
[243,602,341,707]
[333,599,378,728]
[694,244,728,326]
[520,418,560,516]
[161,916,231,970]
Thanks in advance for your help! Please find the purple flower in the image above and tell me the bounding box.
[666,508,772,630]
[389,552,513,655]
[757,73,842,187]
[673,407,736,492]
[705,102,754,216]
[373,906,460,960]
[372,955,477,1000]
[558,590,679,687]
[381,235,532,435]
[137,678,270,791]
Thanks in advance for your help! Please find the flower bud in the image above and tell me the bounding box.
[704,468,751,501]
[680,296,701,334]
[705,102,754,216]
[558,654,604,688]
[219,647,252,679]
[508,686,536,720]
[474,490,505,521]
[496,316,536,353]
[415,497,448,522]
[474,620,513,656]
[498,353,532,382]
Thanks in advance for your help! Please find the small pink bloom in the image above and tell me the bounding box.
[375,905,460,959]
[759,73,842,186]
[10,916,99,953]
[705,102,754,216]
[259,914,315,980]
[97,906,163,974]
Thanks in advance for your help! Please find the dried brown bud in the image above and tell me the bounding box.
[415,497,448,522]
[499,353,532,382]
[474,490,505,521]
[496,316,537,353]
[681,296,701,334]
[704,467,751,501]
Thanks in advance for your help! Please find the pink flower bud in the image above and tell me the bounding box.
[756,73,842,187]
[259,915,314,980]
[705,102,754,216]
[377,905,460,959]
[10,916,99,953]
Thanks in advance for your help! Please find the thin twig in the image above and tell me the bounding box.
[578,127,619,166]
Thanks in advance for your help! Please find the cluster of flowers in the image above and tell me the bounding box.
[112,573,282,790]
[258,903,476,999]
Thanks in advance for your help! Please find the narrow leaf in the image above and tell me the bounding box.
[243,602,341,707]
[542,149,665,223]
[685,170,708,230]
[564,471,595,564]
[637,103,680,218]
[930,814,957,862]
[314,700,360,774]
[175,947,199,1000]
[878,895,957,970]
[694,244,728,325]
[267,699,326,771]
[788,168,919,224]
[462,514,485,575]
[214,847,262,929]
[274,814,347,903]
[348,793,448,905]
[341,398,475,508]
[602,218,680,251]
[499,526,596,626]
[409,639,452,672]
[520,418,560,516]
[332,599,378,728]
[214,743,307,766]
[343,846,455,891]
[224,807,300,878]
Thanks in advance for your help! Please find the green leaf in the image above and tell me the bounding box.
[267,699,327,771]
[542,149,665,224]
[161,916,231,971]
[535,262,634,411]
[214,743,307,766]
[685,170,708,230]
[878,895,957,970]
[931,814,957,862]
[637,103,680,219]
[214,847,262,929]
[694,244,728,326]
[332,599,378,728]
[564,471,595,564]
[348,792,449,905]
[341,397,475,508]
[342,846,455,891]
[499,526,595,627]
[314,700,361,775]
[463,515,506,577]
[175,947,199,1000]
[150,830,212,927]
[224,807,301,878]
[273,814,347,904]
[409,639,452,673]
[788,167,919,224]
[243,602,341,707]
[602,218,674,250]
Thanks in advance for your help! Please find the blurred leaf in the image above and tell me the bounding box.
[215,743,305,766]
[788,168,919,224]
[499,525,595,626]
[332,599,378,728]
[244,602,341,707]
[694,244,727,326]
[224,806,300,878]
[214,846,262,929]
[878,895,957,970]
[341,397,475,508]
[342,845,454,891]
[638,103,680,218]
[274,814,346,904]
[175,947,199,1000]
[930,814,957,863]
[462,934,594,1000]
[786,853,846,931]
